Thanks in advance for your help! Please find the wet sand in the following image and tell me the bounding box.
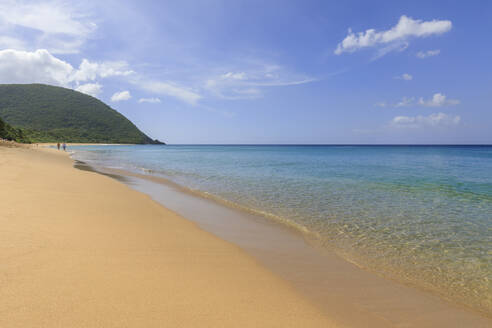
[90,163,492,328]
[0,146,336,327]
[2,145,490,327]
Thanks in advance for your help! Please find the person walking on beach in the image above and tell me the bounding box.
[57,142,60,150]
[62,142,66,151]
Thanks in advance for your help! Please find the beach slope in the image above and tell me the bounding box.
[0,146,335,327]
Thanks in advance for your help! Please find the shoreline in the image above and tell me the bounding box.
[76,157,492,327]
[0,145,336,327]
[2,145,490,327]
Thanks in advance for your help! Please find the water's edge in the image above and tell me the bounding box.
[72,159,491,327]
[69,145,492,316]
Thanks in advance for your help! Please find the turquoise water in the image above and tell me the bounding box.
[71,145,492,314]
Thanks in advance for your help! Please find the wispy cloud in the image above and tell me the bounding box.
[75,83,102,97]
[0,47,312,108]
[416,49,441,58]
[141,81,201,105]
[0,1,96,54]
[0,35,26,50]
[371,41,408,60]
[111,90,131,102]
[395,73,413,81]
[246,78,316,87]
[0,48,203,106]
[0,49,133,97]
[335,15,451,57]
[391,112,460,128]
[395,96,415,107]
[418,93,460,107]
[222,72,247,80]
[204,63,315,100]
[138,97,161,103]
[72,59,134,82]
[378,93,459,108]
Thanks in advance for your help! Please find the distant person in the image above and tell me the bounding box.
[57,142,60,150]
[62,143,66,151]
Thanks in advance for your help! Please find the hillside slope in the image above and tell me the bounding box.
[0,84,163,144]
[0,117,29,143]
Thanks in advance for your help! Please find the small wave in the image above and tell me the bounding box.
[195,189,321,239]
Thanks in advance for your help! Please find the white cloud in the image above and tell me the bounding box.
[395,73,413,80]
[231,88,261,96]
[222,72,247,80]
[204,65,315,100]
[248,78,316,87]
[372,41,408,60]
[379,93,459,108]
[335,15,452,55]
[0,49,134,95]
[0,48,311,107]
[137,66,306,105]
[142,81,201,105]
[0,36,26,50]
[416,49,441,58]
[0,1,95,36]
[0,1,97,54]
[375,97,414,108]
[111,90,131,102]
[0,49,74,86]
[129,58,313,104]
[418,93,460,107]
[0,48,198,106]
[72,59,134,82]
[75,83,102,97]
[138,97,161,103]
[395,96,415,107]
[39,37,86,55]
[391,112,460,128]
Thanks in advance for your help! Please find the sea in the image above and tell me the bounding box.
[70,144,492,314]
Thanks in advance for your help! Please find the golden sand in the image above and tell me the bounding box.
[0,146,336,327]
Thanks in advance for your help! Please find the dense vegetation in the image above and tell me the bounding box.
[0,84,163,144]
[0,117,29,143]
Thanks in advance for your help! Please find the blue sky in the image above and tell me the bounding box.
[0,0,491,144]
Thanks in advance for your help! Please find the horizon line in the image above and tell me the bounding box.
[152,143,492,146]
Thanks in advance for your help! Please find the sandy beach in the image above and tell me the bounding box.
[0,145,336,327]
[1,2,489,327]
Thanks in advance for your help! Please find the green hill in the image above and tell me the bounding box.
[0,84,164,144]
[0,116,29,143]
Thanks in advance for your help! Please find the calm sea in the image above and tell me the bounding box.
[71,145,492,314]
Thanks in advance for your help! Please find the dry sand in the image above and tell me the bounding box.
[0,146,336,327]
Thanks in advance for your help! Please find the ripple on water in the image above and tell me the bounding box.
[71,145,492,315]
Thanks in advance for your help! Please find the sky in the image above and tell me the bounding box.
[0,0,491,144]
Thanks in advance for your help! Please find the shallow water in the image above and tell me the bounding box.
[71,145,492,314]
